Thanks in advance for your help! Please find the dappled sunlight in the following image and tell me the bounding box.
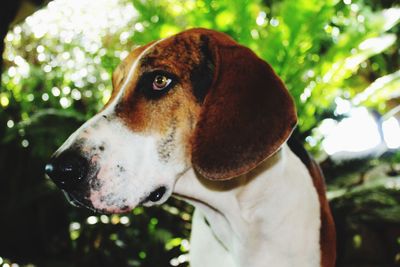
[322,108,381,154]
[383,117,400,149]
[320,106,400,157]
[2,0,137,119]
[0,257,24,267]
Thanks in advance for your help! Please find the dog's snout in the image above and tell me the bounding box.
[45,151,88,191]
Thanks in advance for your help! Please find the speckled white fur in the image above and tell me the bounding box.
[86,118,187,211]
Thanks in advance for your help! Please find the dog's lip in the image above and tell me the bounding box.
[63,190,132,214]
[63,184,171,213]
[62,190,100,212]
[63,190,85,208]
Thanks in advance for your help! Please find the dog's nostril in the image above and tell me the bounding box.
[45,151,88,191]
[147,186,166,202]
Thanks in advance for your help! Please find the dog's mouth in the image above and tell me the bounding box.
[63,191,124,214]
[63,191,84,207]
[62,185,169,214]
[62,190,108,214]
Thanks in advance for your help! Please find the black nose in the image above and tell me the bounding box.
[45,151,88,191]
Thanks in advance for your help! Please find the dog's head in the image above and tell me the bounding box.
[45,28,297,213]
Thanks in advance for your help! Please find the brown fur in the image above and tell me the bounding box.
[308,159,337,267]
[115,36,204,138]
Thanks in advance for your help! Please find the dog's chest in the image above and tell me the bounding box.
[189,209,237,267]
[177,146,322,267]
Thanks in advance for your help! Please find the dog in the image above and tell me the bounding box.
[45,28,336,267]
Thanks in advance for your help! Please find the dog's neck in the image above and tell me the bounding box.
[174,144,321,267]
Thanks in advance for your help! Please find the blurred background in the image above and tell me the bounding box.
[0,0,399,266]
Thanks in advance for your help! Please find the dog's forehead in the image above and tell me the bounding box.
[112,28,237,93]
[111,32,206,95]
[141,34,204,70]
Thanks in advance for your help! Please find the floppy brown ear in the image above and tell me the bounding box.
[191,32,297,180]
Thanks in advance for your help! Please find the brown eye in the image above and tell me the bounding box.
[153,75,172,90]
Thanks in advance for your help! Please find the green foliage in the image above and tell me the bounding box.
[127,0,400,138]
[0,0,399,266]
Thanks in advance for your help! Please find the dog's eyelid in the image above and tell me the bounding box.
[147,69,178,82]
[138,70,176,84]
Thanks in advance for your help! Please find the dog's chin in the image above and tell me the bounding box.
[63,191,84,208]
[62,191,130,214]
[63,185,171,214]
[63,191,95,211]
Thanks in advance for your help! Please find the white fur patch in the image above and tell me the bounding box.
[174,145,321,267]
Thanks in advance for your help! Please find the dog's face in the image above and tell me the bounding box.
[46,28,297,213]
